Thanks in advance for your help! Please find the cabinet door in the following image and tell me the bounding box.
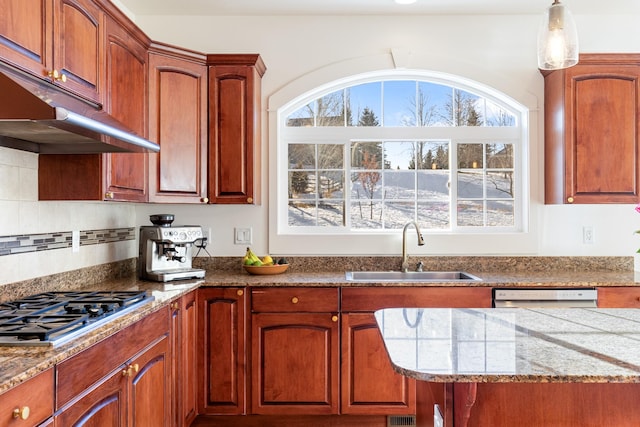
[103,17,148,202]
[54,368,127,427]
[0,0,53,75]
[342,313,415,415]
[543,54,640,204]
[251,312,340,415]
[0,368,54,427]
[208,55,266,204]
[171,292,198,427]
[129,336,171,427]
[52,0,104,103]
[148,50,208,203]
[198,288,247,415]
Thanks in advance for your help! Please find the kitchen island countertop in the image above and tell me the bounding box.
[375,307,640,383]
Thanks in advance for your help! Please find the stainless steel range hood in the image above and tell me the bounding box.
[0,64,160,154]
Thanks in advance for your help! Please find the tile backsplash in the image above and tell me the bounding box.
[0,228,135,256]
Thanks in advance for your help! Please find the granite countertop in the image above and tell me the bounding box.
[200,269,640,287]
[375,307,640,383]
[1,266,639,395]
[0,277,203,395]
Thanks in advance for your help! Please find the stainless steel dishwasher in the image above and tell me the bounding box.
[492,288,598,308]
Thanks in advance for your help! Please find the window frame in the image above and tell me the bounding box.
[269,65,535,256]
[278,72,525,234]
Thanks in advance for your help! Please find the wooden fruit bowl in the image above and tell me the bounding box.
[243,264,289,275]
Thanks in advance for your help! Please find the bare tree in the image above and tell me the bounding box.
[358,152,381,219]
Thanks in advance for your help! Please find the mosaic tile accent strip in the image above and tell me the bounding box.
[0,228,135,256]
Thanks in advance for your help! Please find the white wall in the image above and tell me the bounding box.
[0,147,137,284]
[3,11,640,285]
[131,13,640,263]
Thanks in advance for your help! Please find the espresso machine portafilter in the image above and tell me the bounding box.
[139,214,206,282]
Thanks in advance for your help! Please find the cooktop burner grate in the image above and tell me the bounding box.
[0,290,153,346]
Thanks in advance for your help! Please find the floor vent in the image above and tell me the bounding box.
[387,415,417,427]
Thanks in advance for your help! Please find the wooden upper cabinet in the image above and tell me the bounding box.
[53,0,104,104]
[0,0,104,104]
[543,54,640,204]
[0,0,53,76]
[103,16,149,202]
[208,54,266,204]
[38,15,149,202]
[148,45,208,203]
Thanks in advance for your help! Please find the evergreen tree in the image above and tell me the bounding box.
[358,107,379,127]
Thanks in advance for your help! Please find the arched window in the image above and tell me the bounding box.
[276,70,528,239]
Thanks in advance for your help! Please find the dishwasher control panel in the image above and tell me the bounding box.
[492,288,598,308]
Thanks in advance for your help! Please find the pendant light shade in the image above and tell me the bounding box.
[537,0,579,70]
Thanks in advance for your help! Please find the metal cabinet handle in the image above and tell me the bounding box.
[105,192,114,199]
[12,406,30,420]
[291,297,299,304]
[331,315,338,322]
[567,197,574,203]
[246,197,253,203]
[201,197,209,203]
[237,289,244,296]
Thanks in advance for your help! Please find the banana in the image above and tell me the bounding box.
[243,247,254,265]
[244,247,262,266]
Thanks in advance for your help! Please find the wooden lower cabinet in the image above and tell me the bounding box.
[597,287,640,307]
[419,381,640,427]
[250,288,340,415]
[341,313,414,415]
[194,285,491,424]
[171,292,198,427]
[54,307,171,427]
[252,312,340,415]
[0,368,54,427]
[54,363,127,427]
[197,287,247,415]
[341,287,492,417]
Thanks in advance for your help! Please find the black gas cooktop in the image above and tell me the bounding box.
[0,291,154,347]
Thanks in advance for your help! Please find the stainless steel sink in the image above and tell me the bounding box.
[345,271,482,282]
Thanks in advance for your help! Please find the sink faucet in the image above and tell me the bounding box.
[402,221,425,272]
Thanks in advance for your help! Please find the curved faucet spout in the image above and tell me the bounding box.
[402,221,425,272]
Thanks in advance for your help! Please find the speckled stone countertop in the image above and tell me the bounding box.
[198,269,640,287]
[376,307,640,383]
[0,255,638,396]
[0,277,203,394]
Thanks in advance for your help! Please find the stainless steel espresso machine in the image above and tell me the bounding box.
[139,214,206,282]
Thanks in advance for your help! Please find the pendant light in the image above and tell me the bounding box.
[537,0,579,70]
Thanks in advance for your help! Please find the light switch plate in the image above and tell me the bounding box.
[234,227,252,245]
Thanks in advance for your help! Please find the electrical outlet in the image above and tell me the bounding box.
[583,226,594,244]
[72,230,80,253]
[234,227,252,245]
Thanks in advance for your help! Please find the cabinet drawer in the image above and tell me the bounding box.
[251,288,339,312]
[0,368,53,427]
[341,287,492,312]
[598,287,640,308]
[56,307,170,409]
